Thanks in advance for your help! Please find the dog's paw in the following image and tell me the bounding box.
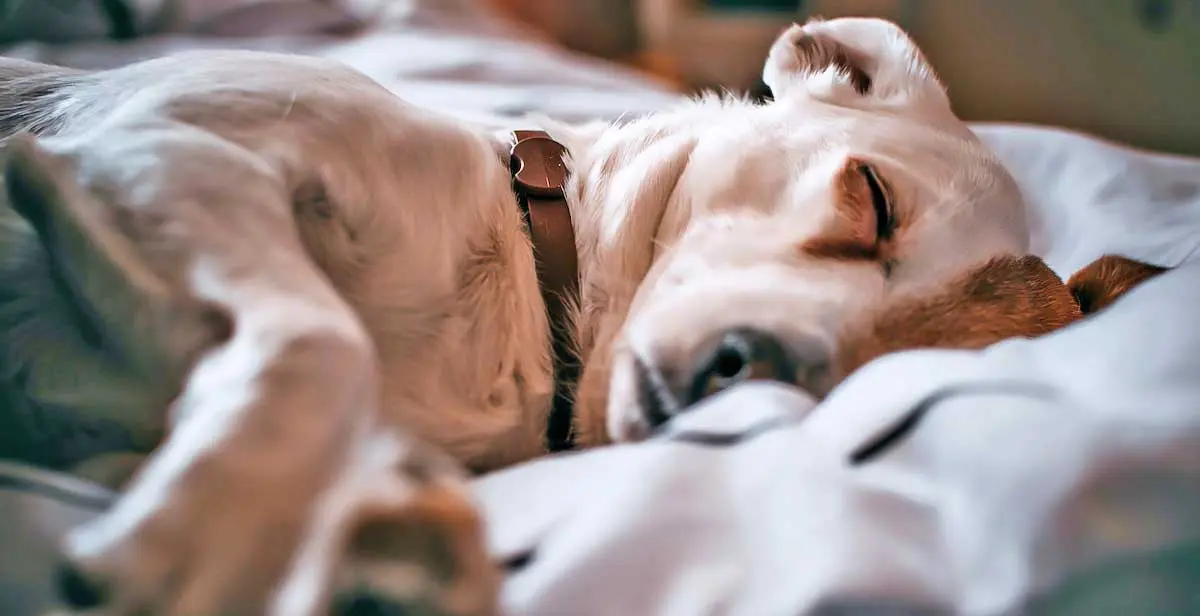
[329,440,499,616]
[55,432,497,616]
[56,454,325,615]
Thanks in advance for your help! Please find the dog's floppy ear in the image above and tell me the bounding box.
[762,18,948,110]
[3,133,228,379]
[1067,255,1170,315]
[836,255,1082,378]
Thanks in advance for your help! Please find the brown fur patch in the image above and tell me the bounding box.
[836,255,1082,378]
[1067,255,1169,315]
[798,159,888,263]
[836,253,1174,384]
[346,484,499,612]
[793,35,872,94]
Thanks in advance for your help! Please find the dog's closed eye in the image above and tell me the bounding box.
[798,158,895,270]
[860,163,893,241]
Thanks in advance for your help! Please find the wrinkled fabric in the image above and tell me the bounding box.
[479,264,1200,616]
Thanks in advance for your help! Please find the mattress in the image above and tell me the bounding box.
[3,1,1199,614]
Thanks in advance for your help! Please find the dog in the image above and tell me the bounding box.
[0,17,1169,616]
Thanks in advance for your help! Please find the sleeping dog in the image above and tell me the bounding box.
[0,17,1167,616]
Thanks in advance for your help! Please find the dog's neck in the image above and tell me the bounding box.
[487,107,702,447]
[506,130,579,452]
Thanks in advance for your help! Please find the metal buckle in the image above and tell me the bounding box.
[510,131,567,200]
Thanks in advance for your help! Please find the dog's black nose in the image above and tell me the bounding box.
[636,327,831,430]
[687,328,832,404]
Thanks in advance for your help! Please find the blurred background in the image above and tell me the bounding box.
[0,0,1196,155]
[488,0,1200,156]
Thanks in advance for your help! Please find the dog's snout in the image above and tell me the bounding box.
[636,327,831,430]
[689,328,828,402]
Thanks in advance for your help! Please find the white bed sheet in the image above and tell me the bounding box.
[472,125,1200,615]
[6,2,1199,614]
[474,126,1200,615]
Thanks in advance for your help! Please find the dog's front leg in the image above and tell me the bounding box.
[58,274,495,616]
[2,131,496,616]
[58,295,369,611]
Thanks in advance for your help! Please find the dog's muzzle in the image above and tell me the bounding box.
[635,328,833,430]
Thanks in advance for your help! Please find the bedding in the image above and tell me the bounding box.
[1,1,1198,615]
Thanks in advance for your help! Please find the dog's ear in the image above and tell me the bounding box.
[836,255,1082,378]
[762,18,948,110]
[1067,255,1170,315]
[2,133,229,379]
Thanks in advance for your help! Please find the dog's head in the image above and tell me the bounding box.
[567,19,1076,443]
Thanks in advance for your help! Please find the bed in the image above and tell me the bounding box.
[2,1,1199,614]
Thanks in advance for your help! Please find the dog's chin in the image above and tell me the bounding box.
[609,381,826,443]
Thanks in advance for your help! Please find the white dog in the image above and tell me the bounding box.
[0,17,1145,616]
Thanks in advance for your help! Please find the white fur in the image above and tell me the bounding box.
[0,18,1026,615]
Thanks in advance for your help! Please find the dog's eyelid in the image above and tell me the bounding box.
[858,163,894,241]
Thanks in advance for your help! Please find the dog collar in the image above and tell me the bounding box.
[510,130,579,452]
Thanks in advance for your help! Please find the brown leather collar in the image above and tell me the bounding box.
[509,130,579,452]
